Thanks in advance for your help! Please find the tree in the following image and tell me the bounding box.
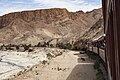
[37,42,41,47]
[16,45,19,50]
[23,44,29,51]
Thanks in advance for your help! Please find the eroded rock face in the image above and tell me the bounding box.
[0,8,102,45]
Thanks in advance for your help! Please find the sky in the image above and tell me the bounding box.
[0,0,102,16]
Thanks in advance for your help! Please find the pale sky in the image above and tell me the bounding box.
[0,0,102,16]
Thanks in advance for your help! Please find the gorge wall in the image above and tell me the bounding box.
[0,8,102,45]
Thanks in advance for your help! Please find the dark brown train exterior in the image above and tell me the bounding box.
[89,0,120,80]
[87,0,120,80]
[102,0,120,80]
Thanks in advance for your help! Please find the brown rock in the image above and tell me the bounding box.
[0,8,102,45]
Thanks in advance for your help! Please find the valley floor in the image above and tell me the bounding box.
[10,49,96,80]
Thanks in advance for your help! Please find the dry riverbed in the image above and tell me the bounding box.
[0,48,64,79]
[0,48,97,80]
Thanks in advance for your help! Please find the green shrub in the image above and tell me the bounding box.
[57,43,72,49]
[42,60,47,65]
[23,45,29,51]
[50,44,54,48]
[47,53,54,59]
[36,42,41,47]
[28,48,34,52]
[16,46,19,50]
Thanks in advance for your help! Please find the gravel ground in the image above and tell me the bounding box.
[10,49,96,80]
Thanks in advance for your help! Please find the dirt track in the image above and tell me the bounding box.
[11,50,96,80]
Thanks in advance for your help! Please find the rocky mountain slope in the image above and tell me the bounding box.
[0,8,102,45]
[74,17,104,49]
[81,17,104,40]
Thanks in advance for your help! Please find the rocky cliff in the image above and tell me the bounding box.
[81,17,104,39]
[0,8,102,45]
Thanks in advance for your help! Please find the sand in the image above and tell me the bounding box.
[10,49,96,80]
